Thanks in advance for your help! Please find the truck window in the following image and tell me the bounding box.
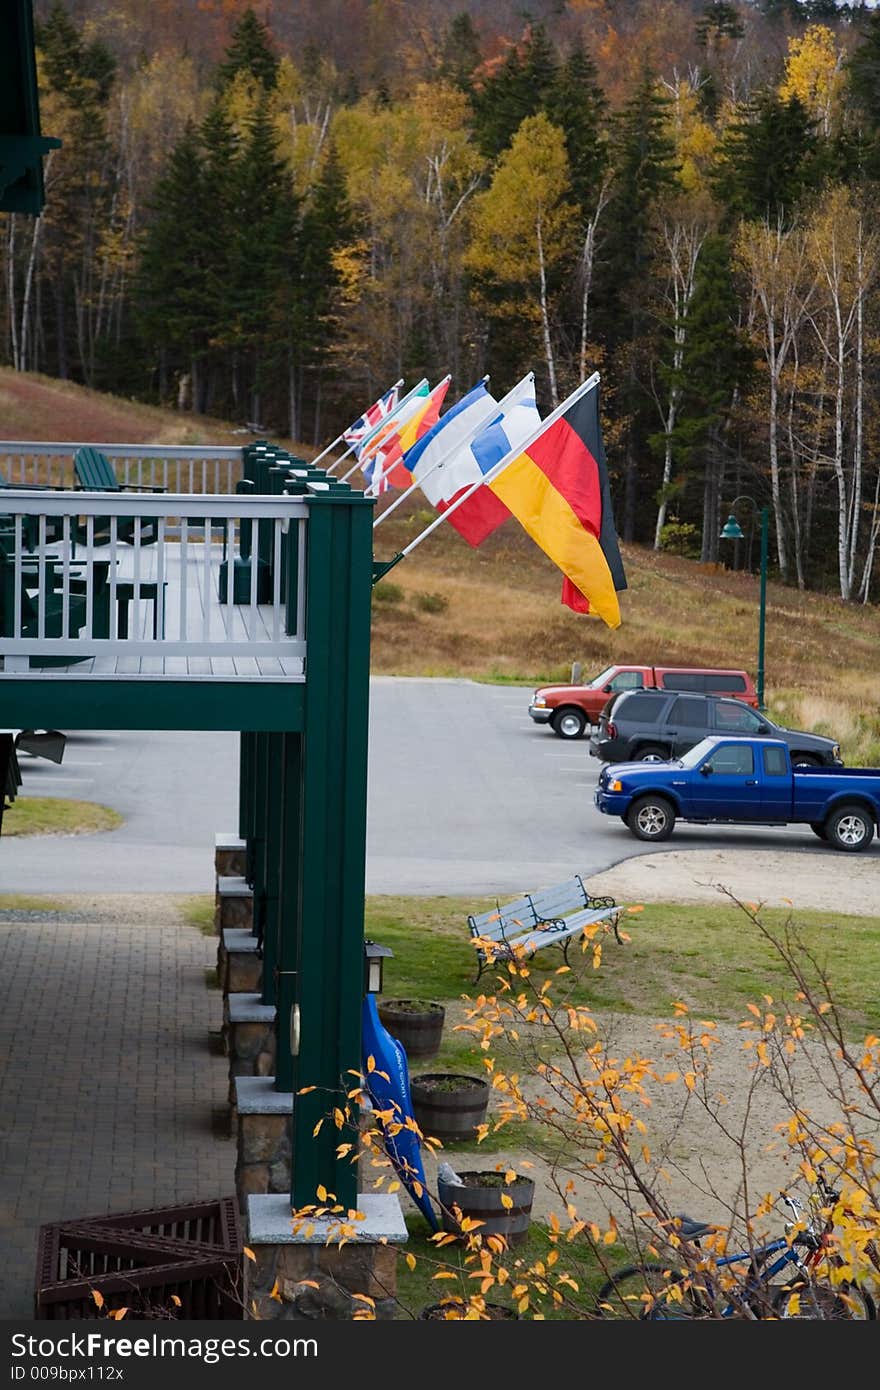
[668,697,711,727]
[714,703,762,734]
[661,672,701,691]
[763,746,788,776]
[707,744,754,776]
[704,674,746,692]
[608,670,644,691]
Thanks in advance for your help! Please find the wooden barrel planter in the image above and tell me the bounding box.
[419,1299,519,1320]
[410,1073,489,1142]
[377,999,445,1058]
[438,1170,535,1247]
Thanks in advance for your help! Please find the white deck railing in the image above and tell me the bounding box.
[0,490,307,679]
[0,441,245,493]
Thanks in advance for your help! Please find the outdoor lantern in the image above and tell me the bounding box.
[363,939,393,995]
[720,513,745,542]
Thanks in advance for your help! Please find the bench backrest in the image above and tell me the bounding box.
[468,891,535,943]
[527,876,588,923]
[74,446,119,492]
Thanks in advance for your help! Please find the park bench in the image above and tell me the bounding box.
[467,874,622,984]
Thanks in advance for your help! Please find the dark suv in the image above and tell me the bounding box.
[589,690,842,767]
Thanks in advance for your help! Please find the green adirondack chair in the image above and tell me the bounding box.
[73,445,166,545]
[0,549,90,665]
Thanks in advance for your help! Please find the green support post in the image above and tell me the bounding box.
[259,732,284,1007]
[249,732,270,922]
[274,731,302,1095]
[239,732,256,885]
[286,485,374,1212]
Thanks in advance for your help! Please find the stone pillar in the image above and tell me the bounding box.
[226,995,276,1107]
[234,1076,293,1212]
[215,832,247,879]
[215,876,254,934]
[245,1193,406,1321]
[218,928,262,996]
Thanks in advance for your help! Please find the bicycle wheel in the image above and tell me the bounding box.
[772,1280,876,1320]
[595,1264,707,1320]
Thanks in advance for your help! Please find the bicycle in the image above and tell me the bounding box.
[595,1173,877,1320]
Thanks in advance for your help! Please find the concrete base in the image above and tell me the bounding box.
[215,833,247,879]
[245,1193,407,1320]
[215,875,254,933]
[226,994,276,1106]
[218,928,261,995]
[234,1076,293,1212]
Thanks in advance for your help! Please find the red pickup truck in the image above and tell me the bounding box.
[528,665,759,740]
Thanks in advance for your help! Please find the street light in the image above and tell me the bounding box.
[719,496,769,711]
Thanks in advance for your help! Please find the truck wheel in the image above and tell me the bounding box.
[792,753,820,768]
[553,707,586,740]
[809,822,827,840]
[825,804,874,853]
[637,746,668,763]
[626,795,676,842]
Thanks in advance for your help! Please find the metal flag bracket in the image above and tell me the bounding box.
[371,553,405,586]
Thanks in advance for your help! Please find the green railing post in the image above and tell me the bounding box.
[287,484,374,1212]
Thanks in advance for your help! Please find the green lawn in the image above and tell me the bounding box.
[391,1213,626,1320]
[2,797,123,837]
[365,894,880,1042]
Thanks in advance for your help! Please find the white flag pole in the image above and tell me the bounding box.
[372,373,600,581]
[373,375,499,527]
[319,377,404,471]
[339,378,429,484]
[368,374,452,500]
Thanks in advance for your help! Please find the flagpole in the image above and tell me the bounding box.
[372,373,600,580]
[339,378,429,484]
[368,373,452,500]
[373,373,536,529]
[319,377,404,471]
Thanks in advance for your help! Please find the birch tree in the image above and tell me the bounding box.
[736,219,815,582]
[466,113,578,407]
[803,186,880,599]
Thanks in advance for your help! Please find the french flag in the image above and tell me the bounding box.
[434,379,541,547]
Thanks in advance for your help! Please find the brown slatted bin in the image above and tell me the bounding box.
[35,1198,243,1320]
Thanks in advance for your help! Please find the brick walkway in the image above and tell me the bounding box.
[0,902,230,1318]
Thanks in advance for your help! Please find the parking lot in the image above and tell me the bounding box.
[2,677,869,897]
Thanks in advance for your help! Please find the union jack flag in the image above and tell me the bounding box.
[343,384,401,457]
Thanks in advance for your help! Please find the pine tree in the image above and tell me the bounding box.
[137,124,213,402]
[439,12,483,92]
[545,43,608,211]
[216,8,279,92]
[711,91,819,224]
[665,234,752,560]
[600,70,679,539]
[289,146,356,438]
[842,7,880,179]
[472,24,558,160]
[37,1,116,107]
[229,99,292,421]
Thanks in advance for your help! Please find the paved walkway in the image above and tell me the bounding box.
[0,900,230,1319]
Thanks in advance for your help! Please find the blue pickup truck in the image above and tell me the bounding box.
[594,737,880,852]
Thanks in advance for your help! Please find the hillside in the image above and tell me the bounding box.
[3,371,878,763]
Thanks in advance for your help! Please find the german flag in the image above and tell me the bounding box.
[487,382,626,628]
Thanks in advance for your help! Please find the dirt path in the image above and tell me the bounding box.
[584,846,880,914]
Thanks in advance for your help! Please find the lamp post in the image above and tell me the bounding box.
[719,497,769,711]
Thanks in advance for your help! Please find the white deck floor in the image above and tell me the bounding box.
[1,542,305,681]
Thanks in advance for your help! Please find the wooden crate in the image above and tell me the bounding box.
[35,1198,243,1320]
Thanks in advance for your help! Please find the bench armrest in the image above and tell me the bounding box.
[118,482,168,493]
